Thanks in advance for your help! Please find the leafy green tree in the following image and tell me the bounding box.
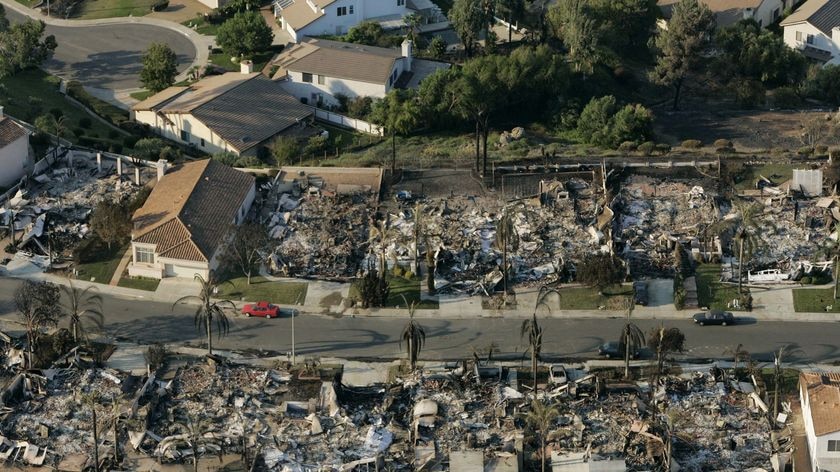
[426,35,447,59]
[548,0,601,73]
[132,137,167,161]
[172,274,235,355]
[0,5,10,33]
[806,64,840,106]
[593,0,658,56]
[715,20,806,87]
[219,0,260,15]
[15,280,62,368]
[611,103,654,146]
[524,400,558,472]
[140,43,178,93]
[271,136,299,165]
[577,95,617,146]
[449,0,491,56]
[216,11,273,58]
[369,89,420,172]
[575,252,625,293]
[90,199,130,250]
[345,21,385,45]
[61,281,104,344]
[649,0,715,109]
[0,20,57,77]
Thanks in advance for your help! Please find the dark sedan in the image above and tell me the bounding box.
[598,342,640,359]
[692,310,736,326]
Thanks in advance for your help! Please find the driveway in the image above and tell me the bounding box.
[5,6,198,90]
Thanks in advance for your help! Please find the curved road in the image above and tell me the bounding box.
[5,7,198,90]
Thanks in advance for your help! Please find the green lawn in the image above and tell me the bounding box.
[75,244,127,284]
[217,276,308,304]
[182,16,221,35]
[118,276,161,291]
[66,81,130,127]
[554,284,633,310]
[208,49,278,72]
[73,0,156,19]
[792,287,840,313]
[130,89,156,102]
[0,69,125,149]
[733,163,795,190]
[349,275,439,309]
[695,264,745,311]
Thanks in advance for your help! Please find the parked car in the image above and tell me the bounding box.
[242,301,281,318]
[598,342,640,359]
[633,281,648,306]
[549,364,568,385]
[692,309,736,326]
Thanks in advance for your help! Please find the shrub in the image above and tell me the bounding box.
[772,86,801,109]
[830,147,840,159]
[800,276,812,285]
[618,141,637,152]
[815,145,829,156]
[78,117,92,129]
[403,270,414,280]
[655,143,672,155]
[151,0,169,11]
[391,266,404,278]
[714,139,733,148]
[637,141,656,156]
[797,146,814,156]
[145,343,168,372]
[734,79,765,108]
[681,139,702,149]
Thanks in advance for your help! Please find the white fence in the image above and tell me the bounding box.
[313,108,384,136]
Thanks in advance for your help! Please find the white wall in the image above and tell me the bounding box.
[753,0,784,28]
[284,70,390,106]
[135,110,238,156]
[784,21,840,58]
[0,134,29,188]
[296,0,409,37]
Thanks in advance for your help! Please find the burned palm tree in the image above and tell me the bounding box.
[172,273,235,355]
[61,280,105,344]
[400,299,426,370]
[80,391,101,472]
[523,399,559,472]
[521,313,543,393]
[495,207,519,297]
[620,299,644,379]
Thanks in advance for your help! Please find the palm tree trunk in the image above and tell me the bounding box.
[540,437,546,472]
[391,132,397,173]
[475,122,480,171]
[206,314,213,355]
[113,417,120,466]
[92,407,99,472]
[738,238,744,295]
[624,329,631,379]
[532,351,537,393]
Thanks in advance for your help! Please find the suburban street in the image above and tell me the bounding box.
[5,7,197,89]
[0,277,838,363]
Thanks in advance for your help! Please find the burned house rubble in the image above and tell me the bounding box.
[0,338,790,472]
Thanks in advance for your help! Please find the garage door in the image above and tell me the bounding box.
[164,264,205,279]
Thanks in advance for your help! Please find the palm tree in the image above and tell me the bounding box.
[61,280,105,344]
[80,391,101,472]
[177,413,218,472]
[524,399,559,472]
[109,396,123,467]
[620,299,644,379]
[400,299,426,370]
[521,313,543,393]
[172,273,235,355]
[495,207,519,297]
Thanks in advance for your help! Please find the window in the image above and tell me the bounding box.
[829,440,840,452]
[807,34,814,44]
[318,74,325,85]
[180,130,190,142]
[796,31,802,41]
[302,72,313,83]
[337,6,347,15]
[349,5,354,14]
[136,247,154,264]
[398,0,404,5]
[200,138,205,147]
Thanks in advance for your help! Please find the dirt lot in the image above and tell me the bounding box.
[654,109,840,151]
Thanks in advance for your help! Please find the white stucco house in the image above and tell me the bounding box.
[781,0,840,64]
[0,108,30,189]
[131,67,313,157]
[272,37,449,107]
[658,0,794,29]
[128,159,256,280]
[273,0,429,42]
[800,372,840,472]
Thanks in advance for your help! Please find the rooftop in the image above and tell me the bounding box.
[780,0,840,35]
[0,116,29,148]
[273,37,403,85]
[801,372,840,436]
[275,0,335,31]
[132,159,255,262]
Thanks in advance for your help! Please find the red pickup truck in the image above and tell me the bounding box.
[241,301,281,318]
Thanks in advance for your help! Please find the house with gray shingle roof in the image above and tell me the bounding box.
[271,37,449,108]
[128,159,256,279]
[781,0,840,64]
[131,69,314,157]
[0,109,30,188]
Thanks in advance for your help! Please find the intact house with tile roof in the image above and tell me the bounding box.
[781,0,840,64]
[800,372,840,471]
[657,0,793,29]
[271,37,449,108]
[128,159,256,280]
[273,0,411,43]
[131,68,314,157]
[0,108,31,188]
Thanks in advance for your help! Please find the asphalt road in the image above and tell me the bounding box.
[6,9,196,90]
[0,278,839,363]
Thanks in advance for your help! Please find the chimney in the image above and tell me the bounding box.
[240,59,254,75]
[401,39,413,72]
[0,106,5,118]
[156,159,169,182]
